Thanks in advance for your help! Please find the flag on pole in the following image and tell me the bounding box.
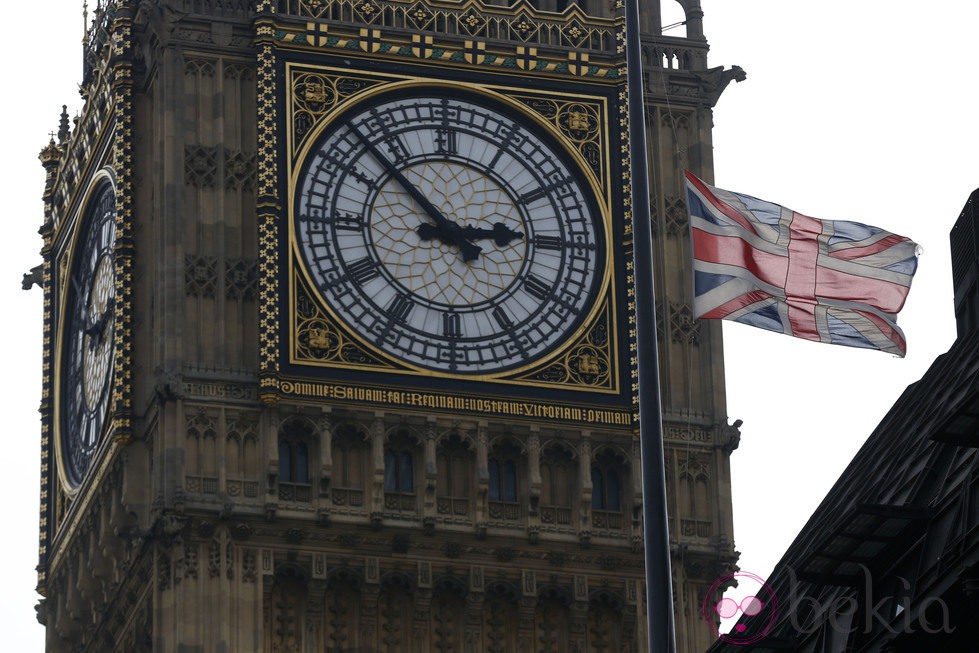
[685,171,919,356]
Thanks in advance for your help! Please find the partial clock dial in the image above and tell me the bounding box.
[295,91,605,374]
[60,183,117,486]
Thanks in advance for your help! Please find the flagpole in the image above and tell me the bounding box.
[624,0,676,650]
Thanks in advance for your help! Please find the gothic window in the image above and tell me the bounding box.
[186,410,218,495]
[278,419,314,502]
[225,415,259,499]
[591,449,626,529]
[332,423,369,508]
[437,434,473,516]
[488,441,522,521]
[384,429,418,512]
[540,444,576,526]
[678,454,713,538]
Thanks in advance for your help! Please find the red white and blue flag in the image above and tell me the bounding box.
[685,171,919,356]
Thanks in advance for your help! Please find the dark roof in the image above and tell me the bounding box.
[708,329,979,651]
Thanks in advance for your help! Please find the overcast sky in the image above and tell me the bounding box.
[2,1,976,649]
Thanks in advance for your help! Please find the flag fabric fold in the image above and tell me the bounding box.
[684,171,919,356]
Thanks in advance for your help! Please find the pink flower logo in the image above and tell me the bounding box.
[702,571,779,645]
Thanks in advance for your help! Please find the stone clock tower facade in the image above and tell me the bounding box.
[36,1,740,651]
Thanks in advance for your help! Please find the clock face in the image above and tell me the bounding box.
[294,91,605,374]
[60,183,117,486]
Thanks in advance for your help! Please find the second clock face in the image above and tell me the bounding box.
[61,182,117,486]
[294,90,606,374]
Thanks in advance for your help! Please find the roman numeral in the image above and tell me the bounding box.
[385,293,414,323]
[347,257,380,285]
[519,178,572,205]
[518,187,549,204]
[524,274,551,301]
[492,306,513,329]
[347,164,376,187]
[329,212,364,231]
[532,234,564,250]
[384,135,409,163]
[443,312,461,339]
[435,128,457,155]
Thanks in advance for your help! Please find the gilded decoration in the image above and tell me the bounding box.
[290,71,383,159]
[257,22,281,391]
[293,272,392,370]
[511,95,605,187]
[514,296,615,390]
[282,66,618,393]
[277,0,622,82]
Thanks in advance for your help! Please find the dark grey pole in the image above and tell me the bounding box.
[624,0,676,650]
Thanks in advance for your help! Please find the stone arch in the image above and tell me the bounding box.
[324,567,363,651]
[587,589,624,652]
[483,581,519,653]
[378,571,414,652]
[266,563,310,652]
[536,585,573,652]
[432,575,468,652]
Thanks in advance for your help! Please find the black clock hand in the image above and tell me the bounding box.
[458,222,524,247]
[84,298,114,348]
[347,124,482,262]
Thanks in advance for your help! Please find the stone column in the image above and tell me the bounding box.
[370,413,386,523]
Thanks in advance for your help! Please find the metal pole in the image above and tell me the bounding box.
[624,0,676,650]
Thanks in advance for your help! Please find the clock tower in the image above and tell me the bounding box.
[36,1,741,651]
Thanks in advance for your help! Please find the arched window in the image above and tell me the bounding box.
[384,430,418,512]
[332,424,368,508]
[278,419,313,502]
[488,441,521,521]
[437,434,472,516]
[591,449,626,529]
[540,445,575,526]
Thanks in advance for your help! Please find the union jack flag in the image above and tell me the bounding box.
[685,171,919,356]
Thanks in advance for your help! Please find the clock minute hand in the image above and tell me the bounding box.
[84,297,115,348]
[347,124,482,263]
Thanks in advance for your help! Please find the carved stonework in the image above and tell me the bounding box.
[185,254,218,298]
[669,302,702,345]
[664,195,689,237]
[224,149,256,191]
[184,145,219,188]
[225,257,258,300]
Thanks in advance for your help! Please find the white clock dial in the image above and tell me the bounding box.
[295,91,604,374]
[60,183,117,486]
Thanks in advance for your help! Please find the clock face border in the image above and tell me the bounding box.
[262,55,633,420]
[53,172,119,493]
[288,79,613,381]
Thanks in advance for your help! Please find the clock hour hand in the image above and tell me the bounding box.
[458,222,524,247]
[347,124,482,262]
[84,298,114,348]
